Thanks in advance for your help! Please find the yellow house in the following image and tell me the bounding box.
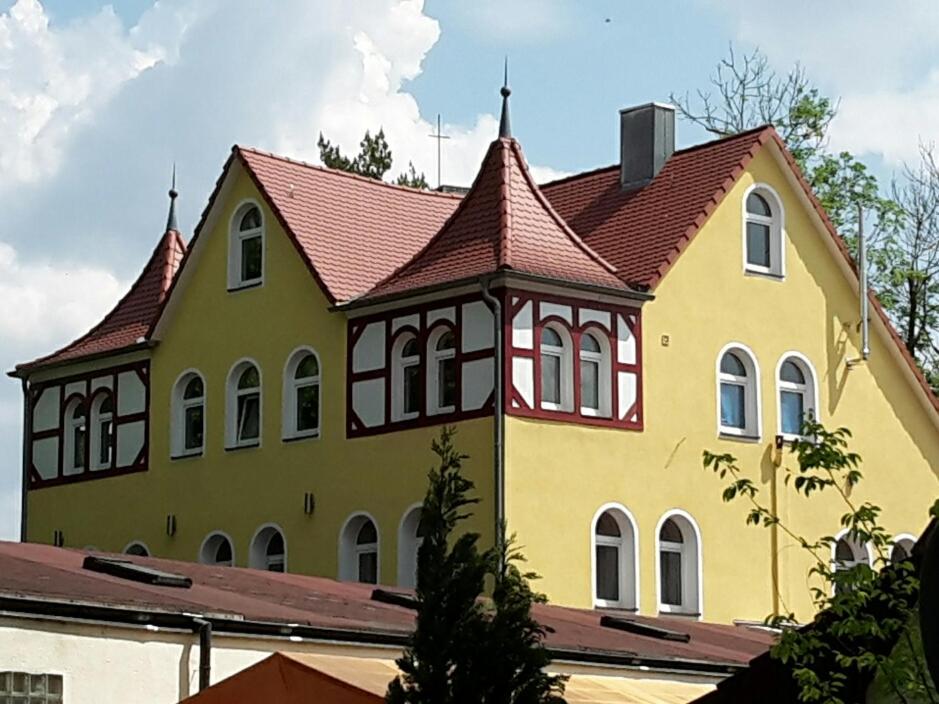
[12,89,939,625]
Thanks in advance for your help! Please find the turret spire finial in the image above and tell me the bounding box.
[499,57,512,139]
[166,163,179,233]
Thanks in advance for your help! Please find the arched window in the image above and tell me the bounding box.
[249,525,286,572]
[124,541,150,557]
[540,325,572,411]
[89,394,114,470]
[392,334,421,421]
[744,186,784,277]
[428,329,456,415]
[656,512,702,615]
[199,532,235,566]
[718,345,760,438]
[339,513,380,584]
[592,506,638,609]
[63,398,86,475]
[230,203,264,289]
[579,330,611,417]
[172,372,205,457]
[283,349,321,439]
[397,505,426,588]
[227,361,261,447]
[777,355,817,437]
[890,534,916,564]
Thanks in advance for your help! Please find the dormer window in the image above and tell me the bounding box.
[229,203,264,289]
[743,186,784,278]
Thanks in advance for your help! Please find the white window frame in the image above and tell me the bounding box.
[199,531,236,566]
[579,329,612,418]
[427,327,457,416]
[716,342,762,440]
[226,359,262,449]
[890,533,917,564]
[339,512,381,583]
[228,200,265,290]
[63,397,86,475]
[171,369,206,457]
[397,503,424,588]
[89,393,114,471]
[775,352,819,440]
[742,183,786,278]
[391,334,420,422]
[590,503,639,611]
[282,347,322,440]
[123,541,150,557]
[249,523,286,572]
[540,323,574,412]
[654,510,703,617]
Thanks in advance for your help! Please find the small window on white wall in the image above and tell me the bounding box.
[744,187,784,277]
[227,361,261,447]
[579,331,611,417]
[777,355,817,437]
[250,524,286,572]
[200,532,234,566]
[340,513,380,584]
[283,349,321,439]
[656,512,701,615]
[172,372,205,457]
[63,398,86,474]
[592,506,638,610]
[428,329,456,415]
[230,203,264,289]
[718,345,760,438]
[89,394,114,470]
[392,334,421,421]
[540,325,572,411]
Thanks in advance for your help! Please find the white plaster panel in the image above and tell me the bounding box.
[352,321,386,373]
[91,376,113,393]
[539,302,573,324]
[512,300,533,350]
[462,359,494,410]
[391,314,419,335]
[618,372,638,420]
[117,372,146,416]
[64,382,85,399]
[32,437,58,480]
[512,357,535,408]
[426,306,456,326]
[116,421,144,467]
[32,387,60,432]
[617,314,637,365]
[462,301,493,352]
[352,378,385,428]
[579,308,611,331]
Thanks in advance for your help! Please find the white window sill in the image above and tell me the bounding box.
[171,449,204,460]
[743,266,784,280]
[581,408,612,418]
[393,412,420,423]
[283,430,320,443]
[227,279,263,293]
[225,441,260,452]
[718,429,762,443]
[657,608,702,618]
[594,602,638,612]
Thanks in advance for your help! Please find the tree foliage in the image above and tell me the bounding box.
[703,418,938,703]
[386,427,566,704]
[318,128,428,188]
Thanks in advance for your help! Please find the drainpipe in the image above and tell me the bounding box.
[192,617,212,691]
[479,277,504,557]
[20,378,29,543]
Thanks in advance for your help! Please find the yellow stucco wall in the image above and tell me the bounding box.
[25,164,495,585]
[505,144,939,623]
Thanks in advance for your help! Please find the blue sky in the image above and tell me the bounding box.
[1,0,938,540]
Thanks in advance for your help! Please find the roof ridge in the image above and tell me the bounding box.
[235,145,464,201]
[499,138,513,268]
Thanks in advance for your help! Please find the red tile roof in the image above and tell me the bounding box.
[364,138,625,300]
[0,541,772,668]
[15,229,186,374]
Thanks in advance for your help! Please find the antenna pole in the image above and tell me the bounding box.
[428,114,450,190]
[858,203,870,360]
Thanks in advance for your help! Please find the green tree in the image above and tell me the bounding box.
[318,128,428,188]
[703,419,937,703]
[386,427,566,704]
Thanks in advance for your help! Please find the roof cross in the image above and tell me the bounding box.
[428,113,451,190]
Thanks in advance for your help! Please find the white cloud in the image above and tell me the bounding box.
[446,0,574,43]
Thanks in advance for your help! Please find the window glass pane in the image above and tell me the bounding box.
[241,234,262,281]
[296,384,319,432]
[48,675,63,697]
[72,404,83,421]
[436,331,454,351]
[184,377,203,399]
[541,327,562,347]
[357,520,378,545]
[438,358,456,409]
[720,383,746,429]
[295,354,319,379]
[746,192,771,216]
[660,519,683,543]
[580,333,601,353]
[238,394,260,441]
[402,338,418,358]
[185,405,204,450]
[403,364,420,414]
[267,556,285,573]
[581,360,599,410]
[660,550,683,606]
[746,222,771,267]
[99,397,113,414]
[596,545,620,601]
[781,390,805,435]
[541,354,560,404]
[891,542,911,564]
[74,426,86,469]
[596,512,621,537]
[835,538,856,564]
[267,532,284,556]
[98,421,112,466]
[215,539,233,565]
[358,551,378,584]
[780,360,806,384]
[240,206,262,231]
[238,366,259,390]
[720,352,746,376]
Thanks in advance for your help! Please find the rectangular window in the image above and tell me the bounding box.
[73,426,86,470]
[98,421,112,466]
[595,545,619,601]
[184,405,204,450]
[660,550,683,606]
[720,382,746,430]
[403,364,420,416]
[438,358,456,409]
[541,354,560,405]
[237,393,260,442]
[0,672,63,703]
[358,551,378,584]
[240,235,263,282]
[581,360,599,410]
[746,222,771,268]
[781,390,804,435]
[296,384,319,432]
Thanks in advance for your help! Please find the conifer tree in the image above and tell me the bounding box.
[317,129,428,188]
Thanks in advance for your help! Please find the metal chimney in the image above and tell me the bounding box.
[619,103,676,190]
